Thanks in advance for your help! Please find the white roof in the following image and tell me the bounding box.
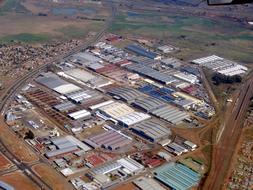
[118,112,151,126]
[89,100,115,110]
[53,84,81,94]
[117,157,144,173]
[68,109,91,120]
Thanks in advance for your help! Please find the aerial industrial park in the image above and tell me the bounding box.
[0,0,253,190]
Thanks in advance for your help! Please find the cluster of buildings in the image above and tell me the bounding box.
[8,34,246,190]
[192,55,248,77]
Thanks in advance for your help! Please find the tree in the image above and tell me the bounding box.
[24,130,34,139]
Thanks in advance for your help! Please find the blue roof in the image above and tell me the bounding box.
[154,163,201,190]
[126,44,158,59]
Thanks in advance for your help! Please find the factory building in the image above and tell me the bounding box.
[192,55,247,76]
[89,100,115,111]
[98,102,151,127]
[71,52,102,66]
[36,72,81,95]
[173,92,204,106]
[126,44,161,60]
[154,162,201,190]
[65,89,102,104]
[150,105,190,125]
[91,157,144,175]
[161,58,182,68]
[59,69,111,89]
[132,97,167,113]
[130,119,171,142]
[133,177,166,190]
[45,135,91,159]
[108,87,144,103]
[167,142,188,156]
[68,109,91,120]
[173,72,199,84]
[125,63,177,85]
[53,102,76,112]
[85,130,132,150]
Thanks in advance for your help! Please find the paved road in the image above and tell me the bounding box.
[204,78,253,190]
[0,2,116,189]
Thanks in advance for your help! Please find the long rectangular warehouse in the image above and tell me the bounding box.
[85,130,132,150]
[125,63,178,85]
[68,109,91,120]
[108,87,144,103]
[126,44,160,60]
[154,162,201,190]
[133,177,167,190]
[130,119,171,142]
[36,72,81,95]
[151,106,189,125]
[132,97,167,112]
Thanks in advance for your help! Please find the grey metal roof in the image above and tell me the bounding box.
[45,146,78,158]
[36,73,67,89]
[54,102,76,112]
[131,119,171,141]
[108,87,144,103]
[151,106,189,124]
[124,63,177,84]
[132,97,166,112]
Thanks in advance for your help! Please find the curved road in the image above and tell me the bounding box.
[0,2,116,189]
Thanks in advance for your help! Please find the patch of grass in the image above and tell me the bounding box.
[58,26,89,38]
[0,33,49,43]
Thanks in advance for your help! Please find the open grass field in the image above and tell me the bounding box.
[0,14,104,43]
[32,163,74,190]
[111,10,253,64]
[0,0,107,43]
[0,153,12,170]
[0,171,40,190]
[0,117,38,163]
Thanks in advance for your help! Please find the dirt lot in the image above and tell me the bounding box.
[0,117,38,163]
[0,171,40,190]
[32,163,74,190]
[113,182,139,190]
[0,153,12,170]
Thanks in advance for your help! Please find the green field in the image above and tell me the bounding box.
[111,11,253,64]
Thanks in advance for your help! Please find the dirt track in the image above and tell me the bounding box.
[203,78,253,190]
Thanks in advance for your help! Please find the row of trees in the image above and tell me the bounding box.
[212,73,242,85]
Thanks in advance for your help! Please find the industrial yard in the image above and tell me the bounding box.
[0,1,253,190]
[0,29,252,190]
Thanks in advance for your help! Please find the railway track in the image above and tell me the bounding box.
[0,2,116,189]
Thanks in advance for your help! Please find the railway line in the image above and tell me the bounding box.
[204,78,253,190]
[0,2,116,189]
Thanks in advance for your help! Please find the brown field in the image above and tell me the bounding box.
[32,163,74,190]
[0,14,103,38]
[0,117,38,163]
[0,171,40,190]
[0,153,12,170]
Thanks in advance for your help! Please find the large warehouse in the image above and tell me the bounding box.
[98,102,151,127]
[192,55,248,77]
[59,68,111,89]
[130,119,171,142]
[132,97,167,113]
[126,44,160,60]
[154,162,201,190]
[36,72,81,95]
[108,87,144,103]
[150,105,190,125]
[125,63,178,85]
[85,129,132,150]
[45,135,91,159]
